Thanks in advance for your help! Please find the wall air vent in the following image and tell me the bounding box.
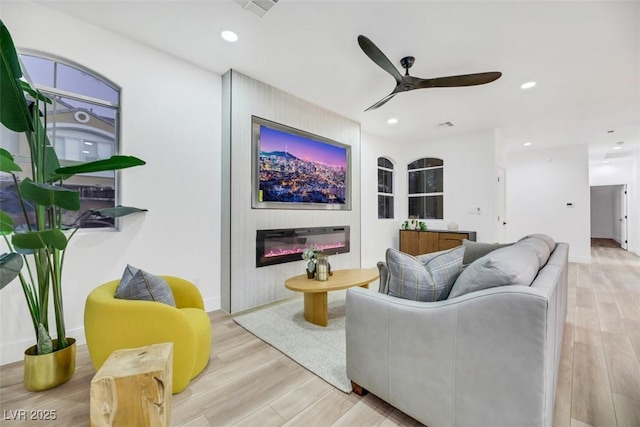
[233,0,279,17]
[434,121,455,129]
[604,151,632,159]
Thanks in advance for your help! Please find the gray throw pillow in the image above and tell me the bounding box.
[462,239,513,265]
[520,233,555,252]
[115,264,176,307]
[377,261,389,294]
[386,246,465,302]
[516,236,551,268]
[448,245,539,299]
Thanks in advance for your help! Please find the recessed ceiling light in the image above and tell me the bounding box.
[82,150,90,154]
[523,142,532,146]
[603,160,610,164]
[84,141,93,146]
[387,118,398,125]
[520,81,536,89]
[221,30,238,42]
[613,146,622,150]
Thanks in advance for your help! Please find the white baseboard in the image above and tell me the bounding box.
[569,255,591,264]
[204,296,221,313]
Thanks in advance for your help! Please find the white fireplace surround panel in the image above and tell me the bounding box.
[221,70,361,313]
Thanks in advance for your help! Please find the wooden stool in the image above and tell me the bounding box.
[90,343,173,426]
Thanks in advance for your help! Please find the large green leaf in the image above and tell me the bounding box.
[92,205,148,218]
[12,229,68,250]
[20,178,80,211]
[24,102,61,182]
[0,148,21,173]
[53,156,145,180]
[21,81,52,104]
[0,19,32,133]
[43,143,61,183]
[0,252,23,289]
[0,210,13,234]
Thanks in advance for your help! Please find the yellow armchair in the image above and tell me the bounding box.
[84,276,211,393]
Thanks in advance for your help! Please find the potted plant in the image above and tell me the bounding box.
[0,19,147,391]
[301,247,317,279]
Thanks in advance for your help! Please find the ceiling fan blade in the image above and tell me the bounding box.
[358,35,403,85]
[364,92,397,111]
[417,71,502,89]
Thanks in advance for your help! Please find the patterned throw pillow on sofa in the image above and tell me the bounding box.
[386,246,465,302]
[115,264,176,307]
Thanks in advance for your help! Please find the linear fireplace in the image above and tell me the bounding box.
[256,226,350,268]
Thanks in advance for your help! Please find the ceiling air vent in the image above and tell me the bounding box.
[604,151,632,159]
[233,0,279,17]
[434,121,455,129]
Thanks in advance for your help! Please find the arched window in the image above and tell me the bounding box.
[377,157,394,219]
[407,157,443,219]
[1,52,120,229]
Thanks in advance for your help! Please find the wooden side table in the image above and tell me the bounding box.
[90,343,173,426]
[285,268,379,326]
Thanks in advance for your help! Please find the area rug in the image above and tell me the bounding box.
[233,290,351,393]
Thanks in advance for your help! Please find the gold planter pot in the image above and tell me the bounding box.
[24,338,76,391]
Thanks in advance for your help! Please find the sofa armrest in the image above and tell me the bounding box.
[346,284,552,427]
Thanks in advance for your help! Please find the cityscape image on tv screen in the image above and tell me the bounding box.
[257,124,348,205]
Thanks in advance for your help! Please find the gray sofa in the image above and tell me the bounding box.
[345,242,568,427]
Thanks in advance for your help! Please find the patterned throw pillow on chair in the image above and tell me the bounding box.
[386,246,465,302]
[115,264,176,307]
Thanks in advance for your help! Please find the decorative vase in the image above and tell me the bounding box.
[306,269,315,279]
[24,338,76,391]
[315,254,329,281]
[407,219,417,230]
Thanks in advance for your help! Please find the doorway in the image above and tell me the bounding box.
[495,167,506,242]
[590,184,628,250]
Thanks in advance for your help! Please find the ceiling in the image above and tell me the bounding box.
[32,0,640,163]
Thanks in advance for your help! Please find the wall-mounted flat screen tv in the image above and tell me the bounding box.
[252,116,351,210]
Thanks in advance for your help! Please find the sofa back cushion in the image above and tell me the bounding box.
[386,246,465,302]
[520,233,555,252]
[462,239,513,265]
[517,236,551,268]
[448,244,539,299]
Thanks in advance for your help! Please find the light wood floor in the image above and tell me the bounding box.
[0,243,638,426]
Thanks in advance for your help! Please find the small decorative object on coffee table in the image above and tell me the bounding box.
[285,268,379,326]
[301,247,317,279]
[315,254,329,281]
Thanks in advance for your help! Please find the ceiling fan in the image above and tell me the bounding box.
[357,35,502,111]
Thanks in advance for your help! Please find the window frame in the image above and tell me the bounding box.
[407,157,444,219]
[16,50,122,230]
[377,156,395,219]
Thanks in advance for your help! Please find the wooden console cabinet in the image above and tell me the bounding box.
[399,229,477,256]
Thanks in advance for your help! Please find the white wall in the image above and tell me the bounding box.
[361,129,499,268]
[590,186,617,239]
[590,155,640,256]
[0,2,222,364]
[360,131,402,268]
[507,145,591,263]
